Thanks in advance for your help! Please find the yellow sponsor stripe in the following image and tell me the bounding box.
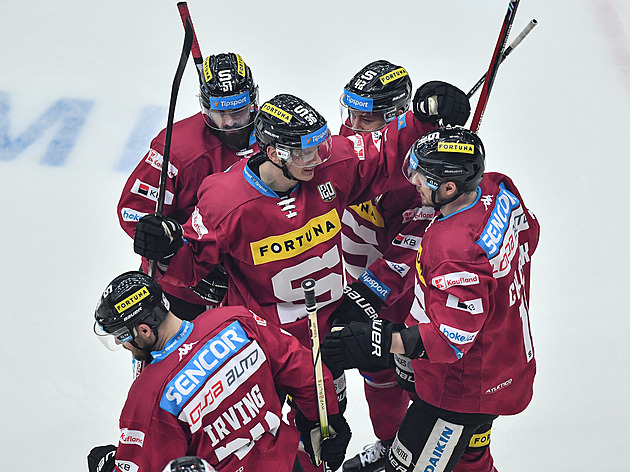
[438,142,475,154]
[348,200,384,228]
[261,103,293,123]
[115,286,150,313]
[379,67,408,85]
[250,209,341,265]
[416,244,426,286]
[203,56,213,83]
[235,53,246,77]
[468,429,491,448]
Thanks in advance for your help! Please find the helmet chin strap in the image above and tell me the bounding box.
[267,156,301,182]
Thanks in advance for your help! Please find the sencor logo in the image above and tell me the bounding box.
[431,271,479,290]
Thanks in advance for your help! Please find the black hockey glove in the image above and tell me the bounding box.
[134,214,184,268]
[398,325,428,360]
[87,445,117,472]
[394,353,415,392]
[189,263,229,306]
[330,281,382,326]
[295,410,352,471]
[413,81,471,126]
[322,319,396,372]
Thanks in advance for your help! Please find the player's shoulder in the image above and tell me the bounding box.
[151,113,224,166]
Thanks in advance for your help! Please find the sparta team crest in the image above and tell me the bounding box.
[317,181,336,202]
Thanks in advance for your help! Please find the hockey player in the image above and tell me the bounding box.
[87,271,351,472]
[321,127,540,472]
[117,52,260,321]
[132,90,467,469]
[335,60,442,472]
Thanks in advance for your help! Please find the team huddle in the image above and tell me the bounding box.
[88,43,539,472]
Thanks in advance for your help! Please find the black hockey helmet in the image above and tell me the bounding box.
[94,271,169,350]
[199,52,259,131]
[254,93,332,168]
[403,126,485,193]
[162,456,216,472]
[340,60,412,130]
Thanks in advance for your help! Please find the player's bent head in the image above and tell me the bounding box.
[93,271,170,350]
[403,126,485,193]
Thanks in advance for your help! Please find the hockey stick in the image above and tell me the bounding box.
[470,0,521,132]
[147,18,193,278]
[177,2,204,85]
[302,278,330,467]
[467,19,537,98]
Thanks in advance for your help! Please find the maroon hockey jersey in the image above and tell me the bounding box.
[161,112,435,347]
[338,123,434,323]
[408,172,540,415]
[113,306,337,472]
[117,112,258,304]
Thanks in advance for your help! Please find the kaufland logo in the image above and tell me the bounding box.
[432,271,479,290]
[145,149,178,178]
[119,428,145,447]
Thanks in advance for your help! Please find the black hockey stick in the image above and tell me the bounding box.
[147,18,193,277]
[470,0,521,132]
[467,19,537,98]
[302,279,331,468]
[177,2,204,85]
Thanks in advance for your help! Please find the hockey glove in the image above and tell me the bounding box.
[295,410,352,471]
[189,263,229,306]
[87,445,117,472]
[331,281,383,326]
[394,353,415,392]
[134,214,184,268]
[322,319,396,372]
[413,81,470,126]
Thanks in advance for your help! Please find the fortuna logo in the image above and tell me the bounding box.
[431,271,480,290]
[438,142,474,154]
[379,67,408,85]
[115,287,149,313]
[349,199,384,227]
[178,341,199,361]
[250,209,340,265]
[261,102,293,123]
[119,428,145,447]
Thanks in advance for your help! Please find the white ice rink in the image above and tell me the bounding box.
[1,0,629,470]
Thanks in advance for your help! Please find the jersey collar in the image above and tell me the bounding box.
[243,160,300,198]
[439,187,482,220]
[150,320,194,363]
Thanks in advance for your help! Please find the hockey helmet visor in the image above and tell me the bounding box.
[275,125,333,168]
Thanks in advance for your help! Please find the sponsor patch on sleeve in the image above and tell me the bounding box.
[445,294,484,314]
[431,271,479,291]
[191,207,208,239]
[359,269,391,301]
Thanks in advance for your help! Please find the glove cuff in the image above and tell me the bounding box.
[399,325,427,359]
